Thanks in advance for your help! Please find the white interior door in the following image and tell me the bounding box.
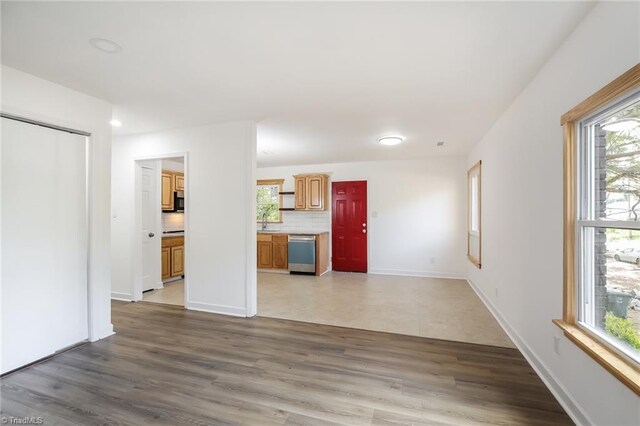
[138,161,161,293]
[1,118,88,374]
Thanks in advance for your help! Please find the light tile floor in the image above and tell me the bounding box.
[258,271,515,348]
[143,279,184,306]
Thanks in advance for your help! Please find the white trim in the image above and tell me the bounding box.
[187,301,247,317]
[95,326,114,342]
[466,278,593,426]
[577,220,640,230]
[111,292,132,301]
[368,268,466,280]
[246,123,258,317]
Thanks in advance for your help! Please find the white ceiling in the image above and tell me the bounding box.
[1,1,594,167]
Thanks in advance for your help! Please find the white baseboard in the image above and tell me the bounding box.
[187,301,247,317]
[369,268,465,280]
[466,278,592,426]
[111,292,132,301]
[92,324,115,342]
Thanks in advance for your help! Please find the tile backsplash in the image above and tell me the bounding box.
[263,210,330,233]
[163,212,184,232]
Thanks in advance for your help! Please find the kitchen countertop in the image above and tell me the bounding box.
[162,232,184,237]
[257,231,328,236]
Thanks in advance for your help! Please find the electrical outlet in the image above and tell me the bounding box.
[554,336,560,355]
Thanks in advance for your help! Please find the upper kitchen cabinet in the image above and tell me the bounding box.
[174,172,185,191]
[161,172,174,210]
[294,174,328,211]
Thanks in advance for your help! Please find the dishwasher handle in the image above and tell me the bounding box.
[288,235,316,242]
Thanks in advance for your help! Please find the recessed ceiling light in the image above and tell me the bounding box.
[378,136,404,146]
[89,37,122,53]
[437,141,445,147]
[110,119,122,127]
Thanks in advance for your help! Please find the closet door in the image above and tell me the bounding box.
[1,118,88,374]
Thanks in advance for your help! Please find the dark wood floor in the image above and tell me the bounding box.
[1,301,573,425]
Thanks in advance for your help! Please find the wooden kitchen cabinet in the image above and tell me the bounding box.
[171,246,184,276]
[294,176,307,210]
[174,172,185,191]
[162,236,184,279]
[161,247,171,280]
[257,232,327,275]
[257,233,288,270]
[257,240,273,268]
[293,174,328,211]
[272,235,288,270]
[161,172,174,210]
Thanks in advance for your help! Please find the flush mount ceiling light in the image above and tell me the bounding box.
[89,37,122,53]
[110,119,122,127]
[378,136,404,146]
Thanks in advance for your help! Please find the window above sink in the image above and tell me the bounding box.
[257,179,284,223]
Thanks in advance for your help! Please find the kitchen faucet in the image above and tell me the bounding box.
[262,212,268,230]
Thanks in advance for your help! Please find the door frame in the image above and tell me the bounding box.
[132,152,189,307]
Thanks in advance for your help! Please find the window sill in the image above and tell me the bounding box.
[467,255,481,269]
[553,319,640,396]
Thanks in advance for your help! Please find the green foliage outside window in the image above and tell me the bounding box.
[605,311,640,350]
[257,185,280,222]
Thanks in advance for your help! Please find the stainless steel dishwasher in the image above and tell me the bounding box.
[288,235,316,274]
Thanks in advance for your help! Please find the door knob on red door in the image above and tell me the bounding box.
[362,223,366,227]
[362,229,366,234]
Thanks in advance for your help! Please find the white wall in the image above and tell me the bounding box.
[467,2,640,425]
[258,157,467,279]
[1,65,114,342]
[111,121,257,316]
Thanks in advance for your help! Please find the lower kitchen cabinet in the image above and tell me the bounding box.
[161,247,171,279]
[257,239,273,269]
[171,246,184,276]
[257,233,288,270]
[162,236,184,280]
[257,232,328,275]
[272,235,288,269]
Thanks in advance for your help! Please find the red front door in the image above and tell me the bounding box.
[332,180,367,272]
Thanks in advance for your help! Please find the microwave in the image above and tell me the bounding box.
[173,191,184,212]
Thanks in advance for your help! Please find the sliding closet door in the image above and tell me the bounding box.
[1,117,88,374]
